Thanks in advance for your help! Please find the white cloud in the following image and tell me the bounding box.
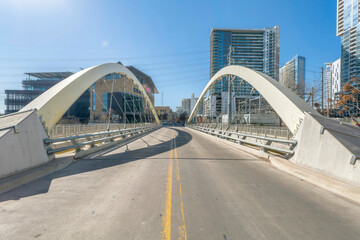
[102,40,108,47]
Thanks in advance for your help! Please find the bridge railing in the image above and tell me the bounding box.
[196,123,292,140]
[188,124,296,157]
[48,123,153,138]
[45,124,158,158]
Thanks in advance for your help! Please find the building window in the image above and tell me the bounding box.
[102,93,108,113]
[92,83,96,111]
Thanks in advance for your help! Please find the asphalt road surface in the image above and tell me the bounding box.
[1,127,360,240]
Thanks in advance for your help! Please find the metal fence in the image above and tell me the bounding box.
[192,123,293,140]
[48,123,153,138]
[188,124,296,156]
[46,125,156,155]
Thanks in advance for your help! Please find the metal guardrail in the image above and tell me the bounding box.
[48,123,151,138]
[45,125,156,155]
[196,123,293,140]
[189,125,297,156]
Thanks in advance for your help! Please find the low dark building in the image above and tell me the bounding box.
[4,72,90,123]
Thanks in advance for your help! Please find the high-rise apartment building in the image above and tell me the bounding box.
[209,27,280,115]
[337,0,360,84]
[324,63,333,107]
[332,58,342,100]
[181,98,191,114]
[324,59,342,108]
[279,55,306,97]
[181,93,202,115]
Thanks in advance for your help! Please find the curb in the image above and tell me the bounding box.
[0,156,73,195]
[268,155,360,205]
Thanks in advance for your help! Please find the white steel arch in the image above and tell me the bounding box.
[21,63,160,130]
[188,65,319,134]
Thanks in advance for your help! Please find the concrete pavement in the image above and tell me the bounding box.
[0,127,360,239]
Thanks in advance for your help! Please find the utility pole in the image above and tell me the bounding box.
[321,67,324,112]
[162,92,164,106]
[311,87,314,108]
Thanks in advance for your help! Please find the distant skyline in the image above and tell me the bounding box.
[0,0,339,113]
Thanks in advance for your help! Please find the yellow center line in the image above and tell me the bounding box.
[161,130,188,240]
[161,132,174,240]
[174,138,188,240]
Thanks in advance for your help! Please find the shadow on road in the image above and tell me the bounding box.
[0,127,192,202]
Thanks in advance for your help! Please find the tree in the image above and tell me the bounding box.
[158,112,168,121]
[179,111,188,122]
[336,77,360,125]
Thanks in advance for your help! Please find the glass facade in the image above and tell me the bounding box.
[279,55,306,97]
[337,0,360,84]
[102,93,108,113]
[92,83,96,111]
[343,0,358,30]
[5,90,43,112]
[331,59,342,99]
[324,63,332,107]
[104,73,121,80]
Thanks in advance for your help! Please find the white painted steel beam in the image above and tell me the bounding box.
[187,65,319,134]
[21,63,160,130]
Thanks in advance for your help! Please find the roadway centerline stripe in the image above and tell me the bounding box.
[174,138,188,240]
[161,132,174,240]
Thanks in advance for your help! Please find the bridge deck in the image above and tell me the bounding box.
[1,127,360,239]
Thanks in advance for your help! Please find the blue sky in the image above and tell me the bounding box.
[0,0,339,113]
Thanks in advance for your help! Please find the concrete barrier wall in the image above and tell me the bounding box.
[291,113,360,186]
[0,111,49,179]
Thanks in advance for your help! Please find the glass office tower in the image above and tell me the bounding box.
[337,0,360,84]
[279,55,306,98]
[209,27,280,115]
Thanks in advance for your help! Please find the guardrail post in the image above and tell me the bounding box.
[86,136,95,148]
[107,133,114,142]
[71,139,81,152]
[261,140,272,152]
[238,135,246,144]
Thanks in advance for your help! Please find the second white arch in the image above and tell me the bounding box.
[188,65,319,134]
